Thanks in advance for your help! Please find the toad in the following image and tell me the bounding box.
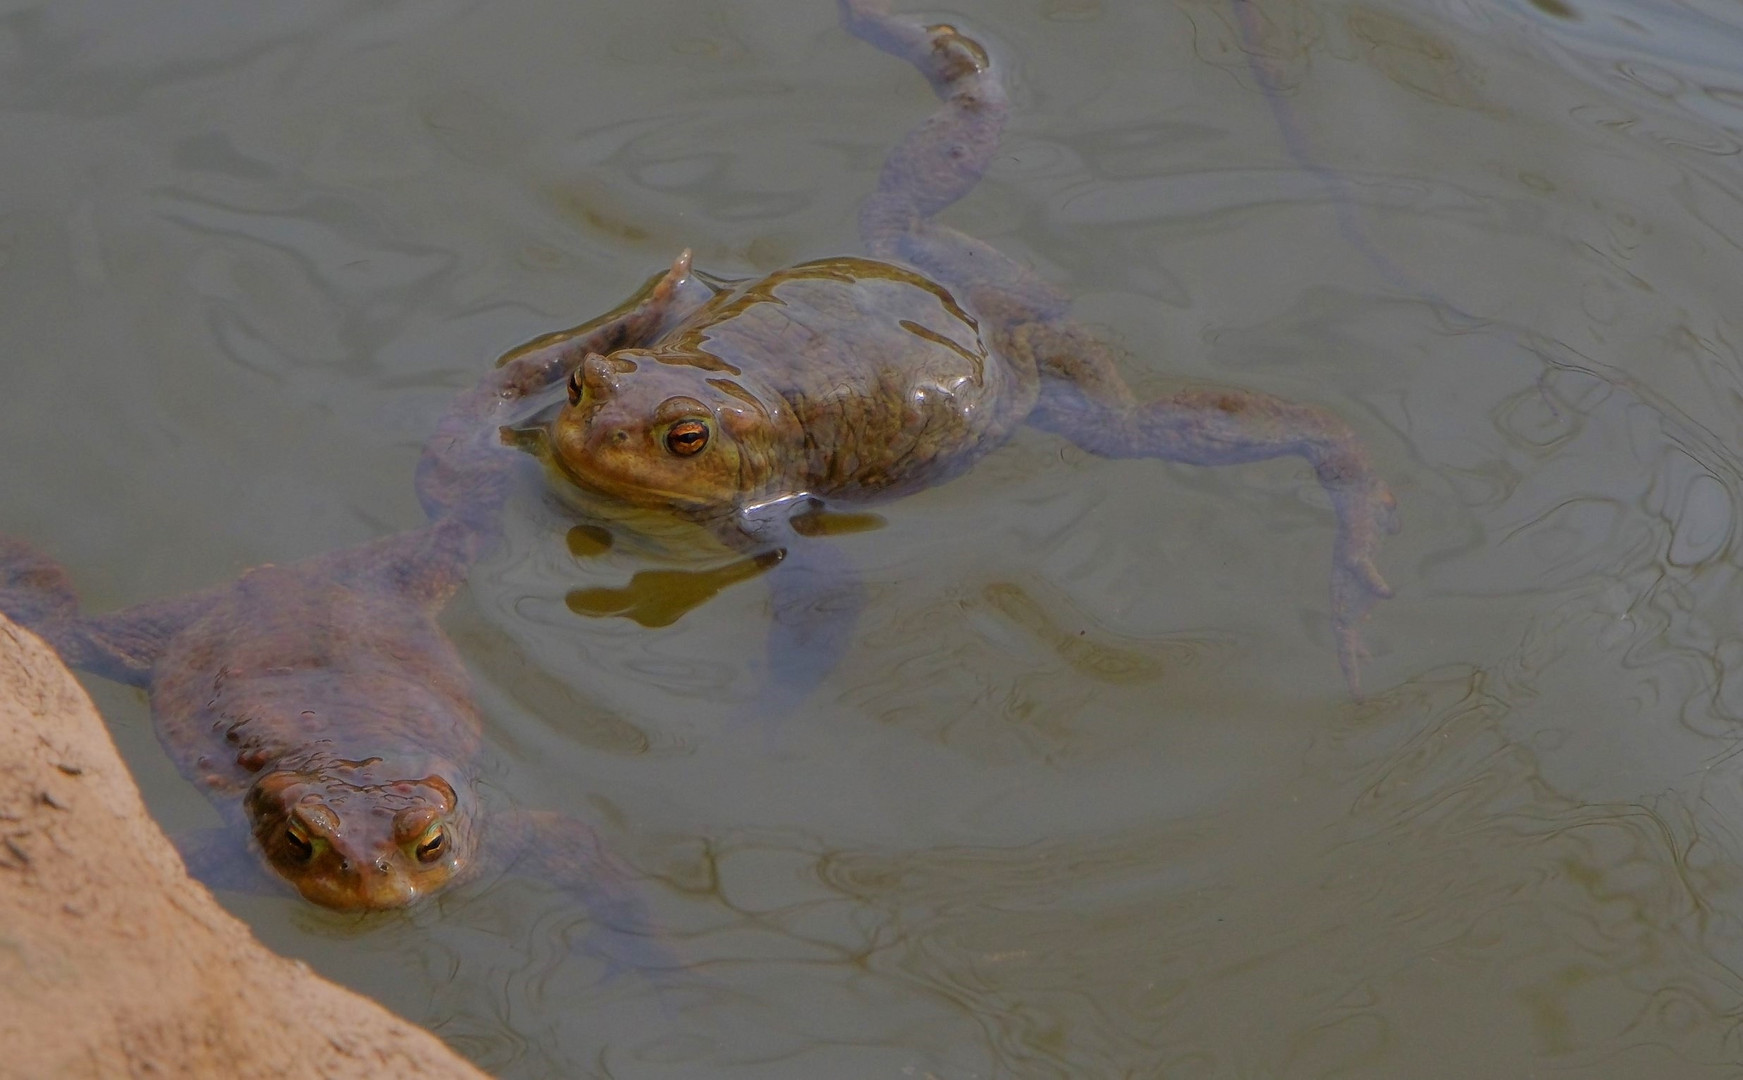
[0,521,650,933]
[419,0,1398,692]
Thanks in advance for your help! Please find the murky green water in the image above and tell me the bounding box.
[7,0,1743,1074]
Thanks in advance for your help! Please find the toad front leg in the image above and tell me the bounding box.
[417,251,711,527]
[1018,321,1399,696]
[495,809,682,978]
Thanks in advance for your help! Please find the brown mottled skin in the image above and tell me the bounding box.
[0,521,636,918]
[420,0,1398,691]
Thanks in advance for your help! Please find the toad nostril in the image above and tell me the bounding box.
[338,858,350,872]
[376,859,390,874]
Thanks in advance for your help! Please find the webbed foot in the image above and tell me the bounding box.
[839,1,989,91]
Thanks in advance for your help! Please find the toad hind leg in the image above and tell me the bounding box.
[843,2,1396,692]
[1020,322,1399,696]
[841,1,1008,261]
[841,1,1051,410]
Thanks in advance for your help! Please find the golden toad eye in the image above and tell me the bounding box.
[566,369,583,407]
[284,823,314,863]
[415,825,447,863]
[665,419,709,456]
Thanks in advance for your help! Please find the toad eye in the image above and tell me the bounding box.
[284,823,314,863]
[665,419,709,456]
[414,825,447,863]
[566,369,583,407]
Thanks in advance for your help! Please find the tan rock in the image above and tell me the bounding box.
[0,614,489,1080]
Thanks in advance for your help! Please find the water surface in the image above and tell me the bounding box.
[5,0,1743,1075]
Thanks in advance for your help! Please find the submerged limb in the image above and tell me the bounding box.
[500,809,683,979]
[841,2,1062,387]
[39,600,219,688]
[1022,324,1397,694]
[840,0,1009,261]
[0,533,219,688]
[736,535,866,731]
[565,502,865,728]
[416,251,709,526]
[720,503,870,730]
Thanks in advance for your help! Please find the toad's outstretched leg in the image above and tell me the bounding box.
[843,1,1396,692]
[1020,321,1398,695]
[842,4,1012,255]
[497,809,683,977]
[0,534,221,687]
[842,0,1066,378]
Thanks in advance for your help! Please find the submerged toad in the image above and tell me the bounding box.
[0,521,644,923]
[420,0,1398,691]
